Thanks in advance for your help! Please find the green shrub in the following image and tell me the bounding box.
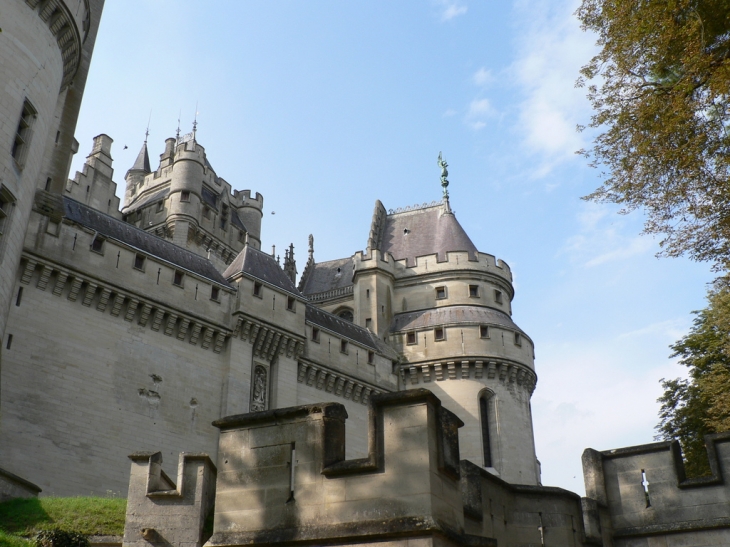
[34,530,88,547]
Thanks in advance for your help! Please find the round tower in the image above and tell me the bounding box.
[358,199,541,485]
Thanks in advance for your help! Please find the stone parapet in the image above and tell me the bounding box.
[0,466,41,502]
[123,452,216,547]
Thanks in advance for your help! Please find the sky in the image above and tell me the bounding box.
[71,0,714,494]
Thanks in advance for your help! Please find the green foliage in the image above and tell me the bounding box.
[34,530,88,547]
[0,530,33,547]
[657,283,730,475]
[0,497,126,538]
[577,0,730,268]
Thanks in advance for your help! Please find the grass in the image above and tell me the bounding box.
[0,497,126,541]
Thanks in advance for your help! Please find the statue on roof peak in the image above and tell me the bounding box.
[437,152,449,199]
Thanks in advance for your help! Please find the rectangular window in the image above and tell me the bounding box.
[16,287,23,307]
[12,100,37,169]
[435,286,447,300]
[406,331,417,345]
[368,351,374,364]
[287,296,295,311]
[494,289,503,305]
[480,325,489,339]
[90,235,104,254]
[239,230,245,242]
[211,286,220,301]
[480,395,493,467]
[311,327,320,342]
[514,332,522,346]
[253,282,262,297]
[340,340,348,354]
[434,327,445,341]
[180,191,190,202]
[469,284,480,297]
[156,200,164,213]
[0,186,16,237]
[365,318,372,329]
[173,270,184,287]
[134,254,146,270]
[203,206,211,219]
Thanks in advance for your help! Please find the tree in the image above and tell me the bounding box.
[576,0,730,269]
[656,283,730,476]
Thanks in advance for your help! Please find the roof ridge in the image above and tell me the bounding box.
[387,200,442,215]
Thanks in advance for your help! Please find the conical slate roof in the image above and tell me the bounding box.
[375,202,478,266]
[223,245,301,297]
[131,142,151,173]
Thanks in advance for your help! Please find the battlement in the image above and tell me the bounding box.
[123,452,216,547]
[354,249,512,284]
[582,433,730,542]
[232,188,264,209]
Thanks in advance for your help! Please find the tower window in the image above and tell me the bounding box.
[134,254,146,270]
[435,286,446,300]
[480,325,489,339]
[340,340,348,354]
[368,351,374,364]
[514,332,522,346]
[494,289,503,305]
[156,201,164,213]
[365,318,372,329]
[90,235,104,254]
[287,296,295,311]
[469,285,480,297]
[253,282,262,297]
[479,393,493,468]
[173,270,184,287]
[211,287,220,302]
[180,191,190,202]
[311,327,320,342]
[434,327,445,341]
[12,100,37,169]
[406,332,417,345]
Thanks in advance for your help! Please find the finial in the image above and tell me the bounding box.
[437,151,449,200]
[271,244,276,258]
[145,110,151,144]
[308,234,314,260]
[175,110,181,142]
[192,103,198,143]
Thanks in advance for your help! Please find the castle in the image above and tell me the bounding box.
[1,1,729,546]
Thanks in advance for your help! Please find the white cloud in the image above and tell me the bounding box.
[509,0,597,175]
[435,0,467,21]
[464,98,495,130]
[560,203,655,268]
[442,108,457,117]
[472,67,493,86]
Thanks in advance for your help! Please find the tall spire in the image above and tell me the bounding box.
[131,134,151,173]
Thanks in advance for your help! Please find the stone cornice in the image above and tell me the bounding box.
[296,360,387,405]
[232,314,304,363]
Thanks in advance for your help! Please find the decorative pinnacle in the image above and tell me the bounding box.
[437,151,449,199]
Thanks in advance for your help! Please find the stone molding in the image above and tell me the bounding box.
[306,285,353,302]
[398,359,537,395]
[24,0,90,88]
[233,315,304,363]
[296,360,386,405]
[20,254,231,353]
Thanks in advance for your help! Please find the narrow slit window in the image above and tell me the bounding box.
[514,332,522,346]
[480,394,493,467]
[12,100,37,168]
[368,351,374,364]
[434,327,445,341]
[311,327,320,342]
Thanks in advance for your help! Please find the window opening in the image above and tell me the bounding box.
[337,309,354,322]
[494,289,503,305]
[253,282,262,297]
[340,340,348,354]
[311,327,320,342]
[211,287,220,301]
[134,254,146,270]
[12,100,37,168]
[368,351,374,364]
[287,296,295,311]
[435,286,446,299]
[480,394,493,467]
[514,332,521,346]
[434,327,445,341]
[406,332,417,345]
[469,284,479,297]
[480,325,489,338]
[91,235,104,253]
[180,191,190,202]
[173,271,184,287]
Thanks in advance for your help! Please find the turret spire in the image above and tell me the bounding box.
[131,138,151,173]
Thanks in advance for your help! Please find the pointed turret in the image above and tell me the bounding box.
[131,141,151,173]
[123,136,152,208]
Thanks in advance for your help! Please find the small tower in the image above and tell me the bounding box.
[123,133,151,208]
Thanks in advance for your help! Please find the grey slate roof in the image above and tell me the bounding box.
[390,305,525,335]
[131,142,151,173]
[299,257,354,295]
[223,245,300,296]
[231,210,247,232]
[123,187,169,213]
[305,305,399,359]
[378,204,478,266]
[60,196,230,286]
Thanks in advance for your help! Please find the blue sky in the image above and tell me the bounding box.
[71,0,714,493]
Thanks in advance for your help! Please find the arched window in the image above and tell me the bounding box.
[479,390,494,468]
[336,308,354,322]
